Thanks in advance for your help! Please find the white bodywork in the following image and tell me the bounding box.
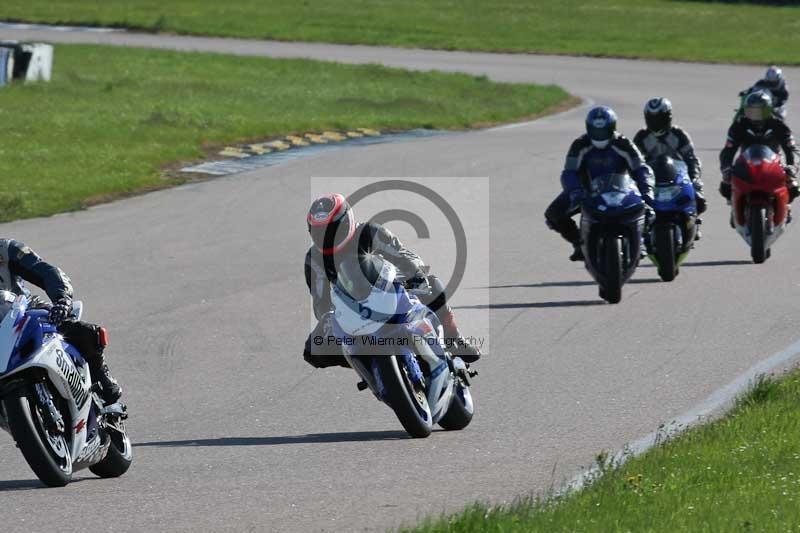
[0,295,105,469]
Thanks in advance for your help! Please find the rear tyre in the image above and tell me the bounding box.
[438,384,474,431]
[375,356,432,438]
[750,205,768,264]
[655,224,677,282]
[89,423,132,478]
[603,236,623,304]
[3,386,72,487]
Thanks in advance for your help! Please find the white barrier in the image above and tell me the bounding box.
[0,42,53,85]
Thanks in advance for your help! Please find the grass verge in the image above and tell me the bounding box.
[0,44,570,222]
[408,371,800,532]
[2,1,800,64]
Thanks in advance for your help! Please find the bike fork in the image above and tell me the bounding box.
[34,382,64,434]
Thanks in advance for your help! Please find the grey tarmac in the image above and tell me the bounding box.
[0,26,798,532]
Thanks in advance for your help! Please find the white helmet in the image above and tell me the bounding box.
[765,66,784,88]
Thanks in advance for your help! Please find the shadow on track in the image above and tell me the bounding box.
[640,260,751,268]
[454,300,605,310]
[0,477,95,492]
[134,430,409,448]
[486,278,660,289]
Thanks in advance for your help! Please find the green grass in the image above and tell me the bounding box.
[408,372,800,532]
[3,1,800,64]
[0,44,569,222]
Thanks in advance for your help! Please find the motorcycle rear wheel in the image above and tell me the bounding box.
[3,385,72,487]
[750,205,768,264]
[90,420,132,478]
[438,384,474,431]
[376,356,432,438]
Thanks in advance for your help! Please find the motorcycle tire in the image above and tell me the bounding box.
[4,385,72,487]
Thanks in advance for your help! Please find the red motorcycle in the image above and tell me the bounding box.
[730,145,791,263]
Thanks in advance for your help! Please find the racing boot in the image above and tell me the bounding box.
[569,243,584,262]
[438,308,481,363]
[91,359,122,404]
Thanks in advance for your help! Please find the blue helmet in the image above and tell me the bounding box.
[585,106,617,148]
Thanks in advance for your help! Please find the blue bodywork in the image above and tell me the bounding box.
[2,308,84,376]
[580,173,646,288]
[650,160,697,262]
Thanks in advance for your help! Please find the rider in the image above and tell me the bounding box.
[740,66,789,112]
[0,239,121,403]
[719,90,800,202]
[634,97,707,222]
[303,193,481,368]
[545,106,655,261]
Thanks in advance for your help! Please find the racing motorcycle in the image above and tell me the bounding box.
[647,156,698,281]
[329,256,475,438]
[0,292,131,486]
[730,145,791,263]
[579,172,647,303]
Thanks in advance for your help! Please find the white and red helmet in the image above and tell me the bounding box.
[307,193,356,256]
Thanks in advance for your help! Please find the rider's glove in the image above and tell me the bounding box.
[48,299,72,326]
[406,271,430,291]
[644,205,656,227]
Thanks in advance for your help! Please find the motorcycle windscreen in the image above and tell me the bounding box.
[588,173,641,208]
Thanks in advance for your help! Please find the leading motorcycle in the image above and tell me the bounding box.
[730,145,791,263]
[329,256,475,438]
[0,292,131,486]
[579,172,647,303]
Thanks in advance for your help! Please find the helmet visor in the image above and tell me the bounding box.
[309,210,354,254]
[744,105,770,122]
[645,113,671,133]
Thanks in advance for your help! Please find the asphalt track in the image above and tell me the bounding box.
[1,27,800,532]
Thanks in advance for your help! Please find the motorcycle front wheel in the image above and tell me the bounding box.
[603,236,623,304]
[376,356,433,438]
[655,224,677,282]
[3,385,72,486]
[750,205,768,264]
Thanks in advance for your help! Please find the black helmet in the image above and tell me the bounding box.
[644,97,673,135]
[585,106,617,148]
[307,193,356,256]
[743,90,773,125]
[649,154,680,185]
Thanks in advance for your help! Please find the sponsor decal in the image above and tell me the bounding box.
[55,349,89,408]
[75,419,86,433]
[75,434,104,464]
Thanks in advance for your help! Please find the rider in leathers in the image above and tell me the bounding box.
[719,91,800,202]
[634,97,707,217]
[0,239,121,402]
[545,106,655,261]
[303,193,480,368]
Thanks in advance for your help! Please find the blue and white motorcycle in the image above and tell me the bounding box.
[580,172,647,303]
[329,256,475,438]
[0,292,131,486]
[647,156,698,281]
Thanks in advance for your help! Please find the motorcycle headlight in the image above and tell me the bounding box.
[600,191,627,206]
[655,185,682,202]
